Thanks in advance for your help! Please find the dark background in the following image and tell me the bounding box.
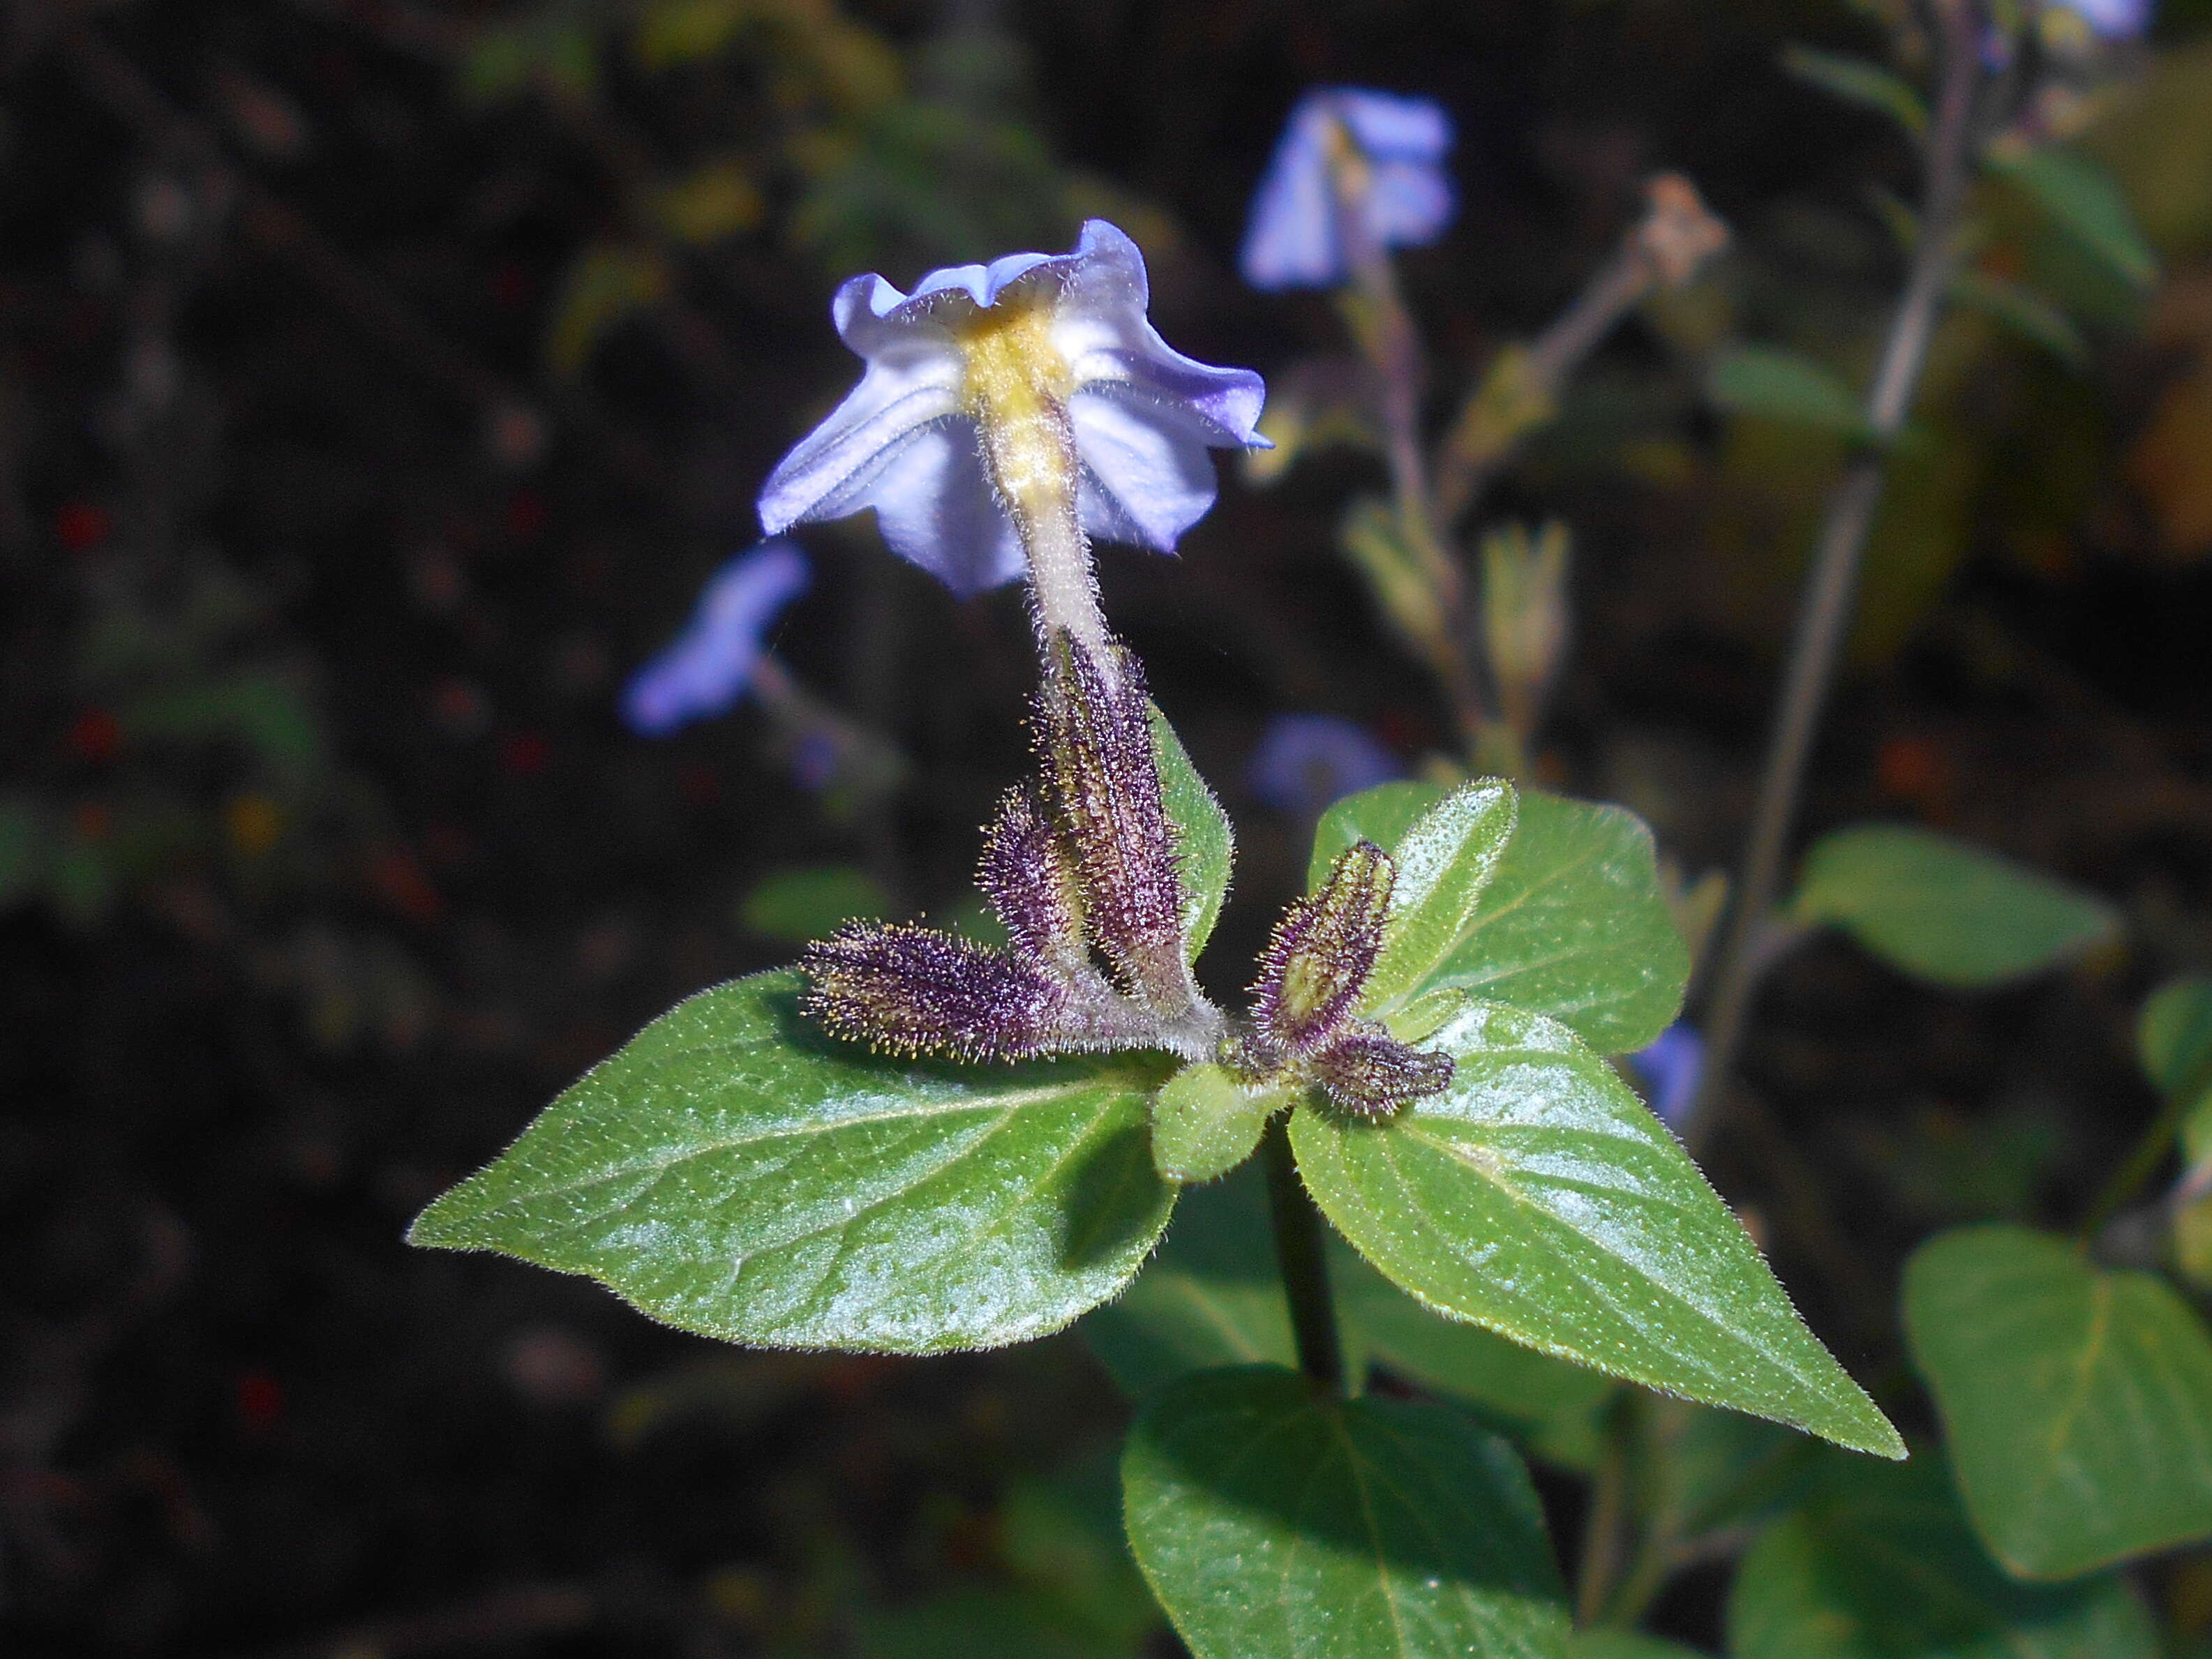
[7,1,2212,1653]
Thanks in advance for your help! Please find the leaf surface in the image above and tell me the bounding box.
[1706,345,1871,440]
[1727,1452,2158,1659]
[1426,792,1689,1054]
[1901,1224,2212,1578]
[410,970,1176,1351]
[1123,1365,1569,1659]
[1791,824,2116,987]
[1990,146,2158,291]
[1781,45,1929,136]
[1149,704,1233,962]
[1290,998,1902,1457]
[1363,779,1519,1010]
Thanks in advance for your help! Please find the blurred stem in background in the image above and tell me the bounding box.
[1260,103,1728,776]
[1686,0,1985,1155]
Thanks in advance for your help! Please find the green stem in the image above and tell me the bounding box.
[1264,1117,1345,1395]
[1686,5,1982,1155]
[2077,1051,2212,1245]
[1574,1392,1638,1628]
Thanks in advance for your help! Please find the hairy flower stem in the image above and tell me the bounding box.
[962,301,1114,668]
[1686,3,1983,1154]
[1263,1114,1346,1395]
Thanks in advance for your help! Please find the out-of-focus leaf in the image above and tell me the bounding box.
[1338,496,1452,663]
[1082,1162,1610,1470]
[1948,270,2087,366]
[1988,147,2158,292]
[650,159,765,244]
[1332,1247,1615,1470]
[2142,976,2212,1108]
[1290,996,1904,1458]
[1728,1451,2159,1659]
[0,793,49,908]
[1902,1224,2212,1578]
[634,0,749,70]
[1149,704,1232,962]
[737,864,892,943]
[410,970,1176,1351]
[1790,825,2116,987]
[1706,345,1871,440]
[546,244,671,379]
[120,668,325,770]
[458,22,597,107]
[1123,1365,1570,1659]
[1571,1635,1707,1659]
[1781,45,1929,137]
[858,1589,1128,1659]
[1079,1164,1294,1399]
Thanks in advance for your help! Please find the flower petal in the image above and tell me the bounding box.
[1239,88,1456,292]
[863,418,1026,596]
[621,541,812,736]
[758,350,962,536]
[1068,384,1232,551]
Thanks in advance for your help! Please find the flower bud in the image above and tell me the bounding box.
[1313,1025,1456,1118]
[1252,841,1395,1056]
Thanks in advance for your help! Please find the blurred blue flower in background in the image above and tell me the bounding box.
[1241,89,1455,291]
[758,220,1267,598]
[2056,0,2153,38]
[621,541,812,736]
[1630,1023,1705,1132]
[1247,714,1403,814]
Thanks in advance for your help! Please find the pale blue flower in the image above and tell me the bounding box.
[1247,714,1402,814]
[1241,89,1455,292]
[622,542,811,736]
[2057,0,2152,38]
[1630,1023,1705,1132]
[758,220,1267,599]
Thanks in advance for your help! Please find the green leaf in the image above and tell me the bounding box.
[2140,975,2212,1109]
[409,970,1176,1351]
[859,1589,1135,1659]
[1149,704,1232,963]
[1791,825,2117,988]
[1080,1164,1295,1398]
[1901,1224,2212,1578]
[1290,997,1903,1457]
[1569,1634,1707,1659]
[1123,1365,1570,1659]
[1705,345,1872,440]
[1426,793,1689,1055]
[1727,1452,2158,1659]
[1333,1247,1615,1470]
[738,864,894,943]
[1357,779,1520,1012]
[1781,45,1929,137]
[1989,147,2158,292]
[1309,781,1449,888]
[1149,1064,1287,1185]
[1081,1164,1610,1469]
[1948,270,2088,367]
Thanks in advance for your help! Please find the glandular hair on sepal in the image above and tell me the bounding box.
[977,788,1088,975]
[1313,1023,1455,1118]
[1251,840,1394,1056]
[1038,632,1193,1013]
[800,922,1078,1063]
